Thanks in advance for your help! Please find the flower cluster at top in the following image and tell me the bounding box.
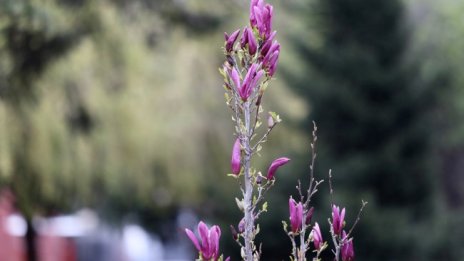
[223,0,288,182]
[222,0,280,103]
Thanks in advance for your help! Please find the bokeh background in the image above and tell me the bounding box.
[1,0,464,260]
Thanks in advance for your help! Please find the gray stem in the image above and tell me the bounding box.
[299,227,306,261]
[243,101,254,261]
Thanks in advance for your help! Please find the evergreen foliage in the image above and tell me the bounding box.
[285,0,446,259]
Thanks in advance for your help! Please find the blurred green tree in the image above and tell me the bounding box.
[0,1,98,259]
[284,0,448,260]
[0,0,242,259]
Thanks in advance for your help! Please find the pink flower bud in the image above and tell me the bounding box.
[229,67,241,91]
[332,205,346,235]
[289,197,303,233]
[230,225,238,240]
[341,231,355,261]
[268,58,279,76]
[231,138,241,175]
[241,27,258,55]
[238,218,245,233]
[249,0,263,28]
[266,157,290,179]
[305,206,314,225]
[312,222,323,250]
[250,0,273,39]
[240,27,249,49]
[263,49,279,76]
[260,38,280,77]
[240,63,264,101]
[224,29,240,52]
[260,31,277,57]
[185,221,222,261]
[262,41,280,63]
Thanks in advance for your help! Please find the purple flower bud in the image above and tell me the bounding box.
[240,63,264,101]
[240,27,249,49]
[229,67,241,91]
[305,206,314,225]
[243,27,257,55]
[289,197,303,233]
[185,221,222,261]
[224,29,240,52]
[341,231,355,261]
[268,57,279,76]
[249,0,263,28]
[238,218,245,234]
[260,31,277,57]
[262,5,273,38]
[263,49,279,76]
[332,205,346,235]
[250,0,273,39]
[262,41,280,63]
[266,157,290,179]
[230,225,238,240]
[248,30,258,55]
[312,222,323,250]
[231,138,241,175]
[225,257,231,261]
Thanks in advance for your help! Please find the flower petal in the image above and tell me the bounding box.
[231,138,241,175]
[185,228,201,252]
[198,221,209,253]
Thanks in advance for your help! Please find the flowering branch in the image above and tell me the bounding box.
[282,122,367,261]
[221,1,288,260]
[186,2,368,260]
[327,173,367,261]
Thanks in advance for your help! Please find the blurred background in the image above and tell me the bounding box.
[0,0,463,260]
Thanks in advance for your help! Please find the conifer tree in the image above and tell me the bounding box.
[286,0,441,259]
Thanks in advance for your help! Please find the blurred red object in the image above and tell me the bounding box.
[0,189,26,261]
[38,234,77,261]
[0,189,77,261]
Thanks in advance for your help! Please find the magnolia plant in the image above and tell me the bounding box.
[185,1,366,260]
[282,125,367,261]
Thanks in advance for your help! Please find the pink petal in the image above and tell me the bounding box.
[198,221,209,253]
[185,228,201,252]
[231,138,241,175]
[230,68,241,92]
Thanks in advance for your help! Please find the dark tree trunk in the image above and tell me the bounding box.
[25,218,37,261]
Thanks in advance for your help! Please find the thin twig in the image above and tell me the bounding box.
[251,122,276,151]
[328,169,334,206]
[347,200,368,237]
[307,121,318,199]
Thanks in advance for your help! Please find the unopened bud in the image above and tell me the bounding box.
[230,225,238,240]
[224,29,240,52]
[267,114,274,128]
[238,218,245,233]
[305,207,314,225]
